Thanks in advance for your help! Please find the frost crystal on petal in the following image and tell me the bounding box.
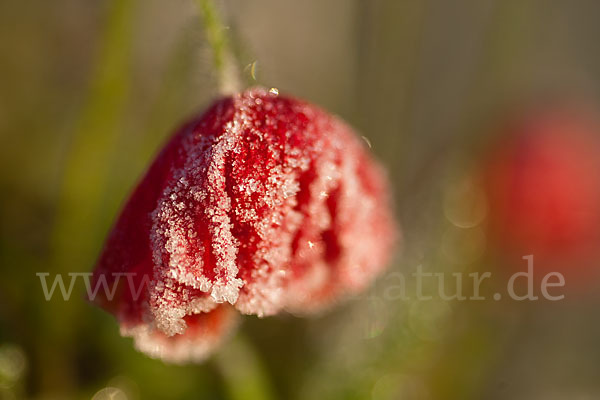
[121,305,238,364]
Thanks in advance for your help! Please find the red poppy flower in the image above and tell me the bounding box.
[92,87,397,362]
[482,105,600,280]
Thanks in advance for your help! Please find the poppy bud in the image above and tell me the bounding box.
[92,87,397,361]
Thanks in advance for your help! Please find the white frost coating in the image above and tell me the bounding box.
[147,91,305,333]
[333,130,390,294]
[148,109,243,336]
[120,307,238,364]
[202,120,244,304]
[141,88,393,336]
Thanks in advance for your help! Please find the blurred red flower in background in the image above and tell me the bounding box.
[91,87,397,363]
[482,104,600,283]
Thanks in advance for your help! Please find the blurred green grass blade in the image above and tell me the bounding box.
[215,334,276,400]
[40,1,135,394]
[136,28,198,165]
[54,0,135,269]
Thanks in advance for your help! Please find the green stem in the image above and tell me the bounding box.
[214,333,276,400]
[195,0,240,94]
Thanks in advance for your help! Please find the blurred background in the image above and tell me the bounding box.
[2,0,600,399]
